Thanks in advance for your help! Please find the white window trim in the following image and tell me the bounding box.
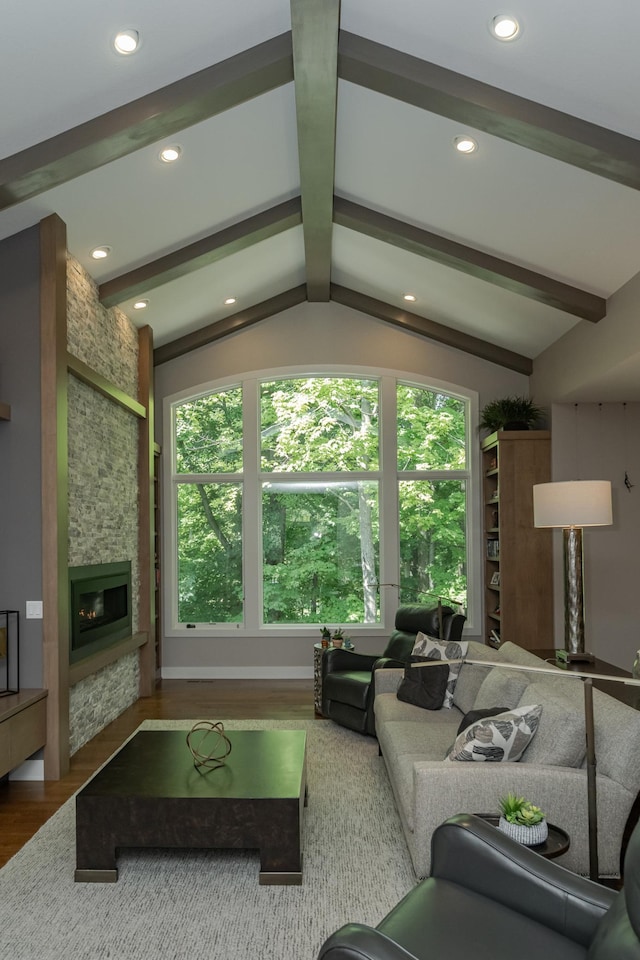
[163,363,480,639]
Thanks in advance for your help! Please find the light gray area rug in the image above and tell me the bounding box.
[1,719,416,960]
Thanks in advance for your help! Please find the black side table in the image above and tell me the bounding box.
[475,814,570,860]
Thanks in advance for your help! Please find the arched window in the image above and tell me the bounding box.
[167,372,473,633]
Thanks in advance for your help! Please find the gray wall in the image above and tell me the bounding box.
[549,402,640,672]
[0,227,43,688]
[531,268,640,405]
[154,299,530,676]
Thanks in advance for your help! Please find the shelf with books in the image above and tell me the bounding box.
[481,430,552,650]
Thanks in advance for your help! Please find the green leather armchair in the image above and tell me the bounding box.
[320,604,465,736]
[318,812,639,960]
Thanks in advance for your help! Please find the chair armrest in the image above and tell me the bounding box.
[431,815,616,947]
[372,657,406,671]
[319,923,418,960]
[321,648,378,677]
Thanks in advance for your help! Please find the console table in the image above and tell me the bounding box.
[530,650,639,709]
[0,689,47,778]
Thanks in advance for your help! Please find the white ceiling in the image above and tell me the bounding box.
[2,0,640,391]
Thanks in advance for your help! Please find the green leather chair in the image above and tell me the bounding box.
[318,812,640,960]
[320,604,465,736]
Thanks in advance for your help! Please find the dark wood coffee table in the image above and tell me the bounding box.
[75,728,307,885]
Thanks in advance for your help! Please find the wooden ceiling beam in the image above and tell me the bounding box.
[334,197,605,322]
[100,197,302,307]
[153,285,308,366]
[339,31,640,191]
[0,33,293,210]
[290,0,340,300]
[331,284,533,375]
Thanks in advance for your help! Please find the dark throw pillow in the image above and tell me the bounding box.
[396,657,449,711]
[456,706,510,736]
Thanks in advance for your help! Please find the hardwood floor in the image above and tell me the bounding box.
[0,678,316,869]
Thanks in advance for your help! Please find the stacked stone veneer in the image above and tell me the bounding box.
[67,256,141,755]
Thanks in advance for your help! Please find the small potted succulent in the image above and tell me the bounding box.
[320,626,331,649]
[498,793,548,846]
[331,627,344,648]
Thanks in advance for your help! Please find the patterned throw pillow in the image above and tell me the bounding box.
[445,703,542,762]
[411,633,468,709]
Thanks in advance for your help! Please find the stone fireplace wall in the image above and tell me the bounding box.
[67,256,141,754]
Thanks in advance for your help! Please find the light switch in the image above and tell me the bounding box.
[26,600,43,619]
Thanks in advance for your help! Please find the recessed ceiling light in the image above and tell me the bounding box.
[224,297,237,306]
[133,299,149,310]
[159,145,182,163]
[403,294,417,302]
[113,29,140,55]
[454,135,478,154]
[91,246,111,260]
[490,15,521,41]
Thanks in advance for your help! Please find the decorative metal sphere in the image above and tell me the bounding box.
[186,720,232,770]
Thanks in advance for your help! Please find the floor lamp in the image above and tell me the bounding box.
[533,480,612,663]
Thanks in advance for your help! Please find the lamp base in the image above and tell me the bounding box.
[555,648,596,664]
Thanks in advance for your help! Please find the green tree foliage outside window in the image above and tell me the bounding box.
[172,376,468,627]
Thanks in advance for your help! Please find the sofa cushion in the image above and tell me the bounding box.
[379,722,458,831]
[451,641,499,713]
[516,683,586,767]
[445,704,542,762]
[397,659,449,711]
[375,690,464,726]
[473,667,531,711]
[411,634,468,708]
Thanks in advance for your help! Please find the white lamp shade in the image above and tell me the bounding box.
[533,480,612,528]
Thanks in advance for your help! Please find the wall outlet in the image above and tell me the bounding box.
[26,600,43,619]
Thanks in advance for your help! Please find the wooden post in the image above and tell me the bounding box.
[40,214,70,779]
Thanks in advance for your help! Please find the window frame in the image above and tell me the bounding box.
[163,365,480,639]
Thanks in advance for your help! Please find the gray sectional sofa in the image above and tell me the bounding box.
[374,640,640,878]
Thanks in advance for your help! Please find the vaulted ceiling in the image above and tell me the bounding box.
[2,0,640,382]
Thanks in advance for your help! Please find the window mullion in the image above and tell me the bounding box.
[243,379,260,629]
[379,376,400,624]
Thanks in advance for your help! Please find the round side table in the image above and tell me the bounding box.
[474,814,570,860]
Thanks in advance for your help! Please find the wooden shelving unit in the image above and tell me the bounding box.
[482,430,553,650]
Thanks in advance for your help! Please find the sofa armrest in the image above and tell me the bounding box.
[406,761,628,880]
[430,815,615,947]
[374,668,404,695]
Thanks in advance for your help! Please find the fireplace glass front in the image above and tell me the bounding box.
[69,561,132,663]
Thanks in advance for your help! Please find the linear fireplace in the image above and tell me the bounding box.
[69,561,132,664]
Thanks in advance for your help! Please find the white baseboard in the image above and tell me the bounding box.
[161,666,314,680]
[9,758,45,781]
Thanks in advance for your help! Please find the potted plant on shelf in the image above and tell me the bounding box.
[332,628,344,648]
[479,396,543,433]
[498,792,548,846]
[320,626,331,649]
